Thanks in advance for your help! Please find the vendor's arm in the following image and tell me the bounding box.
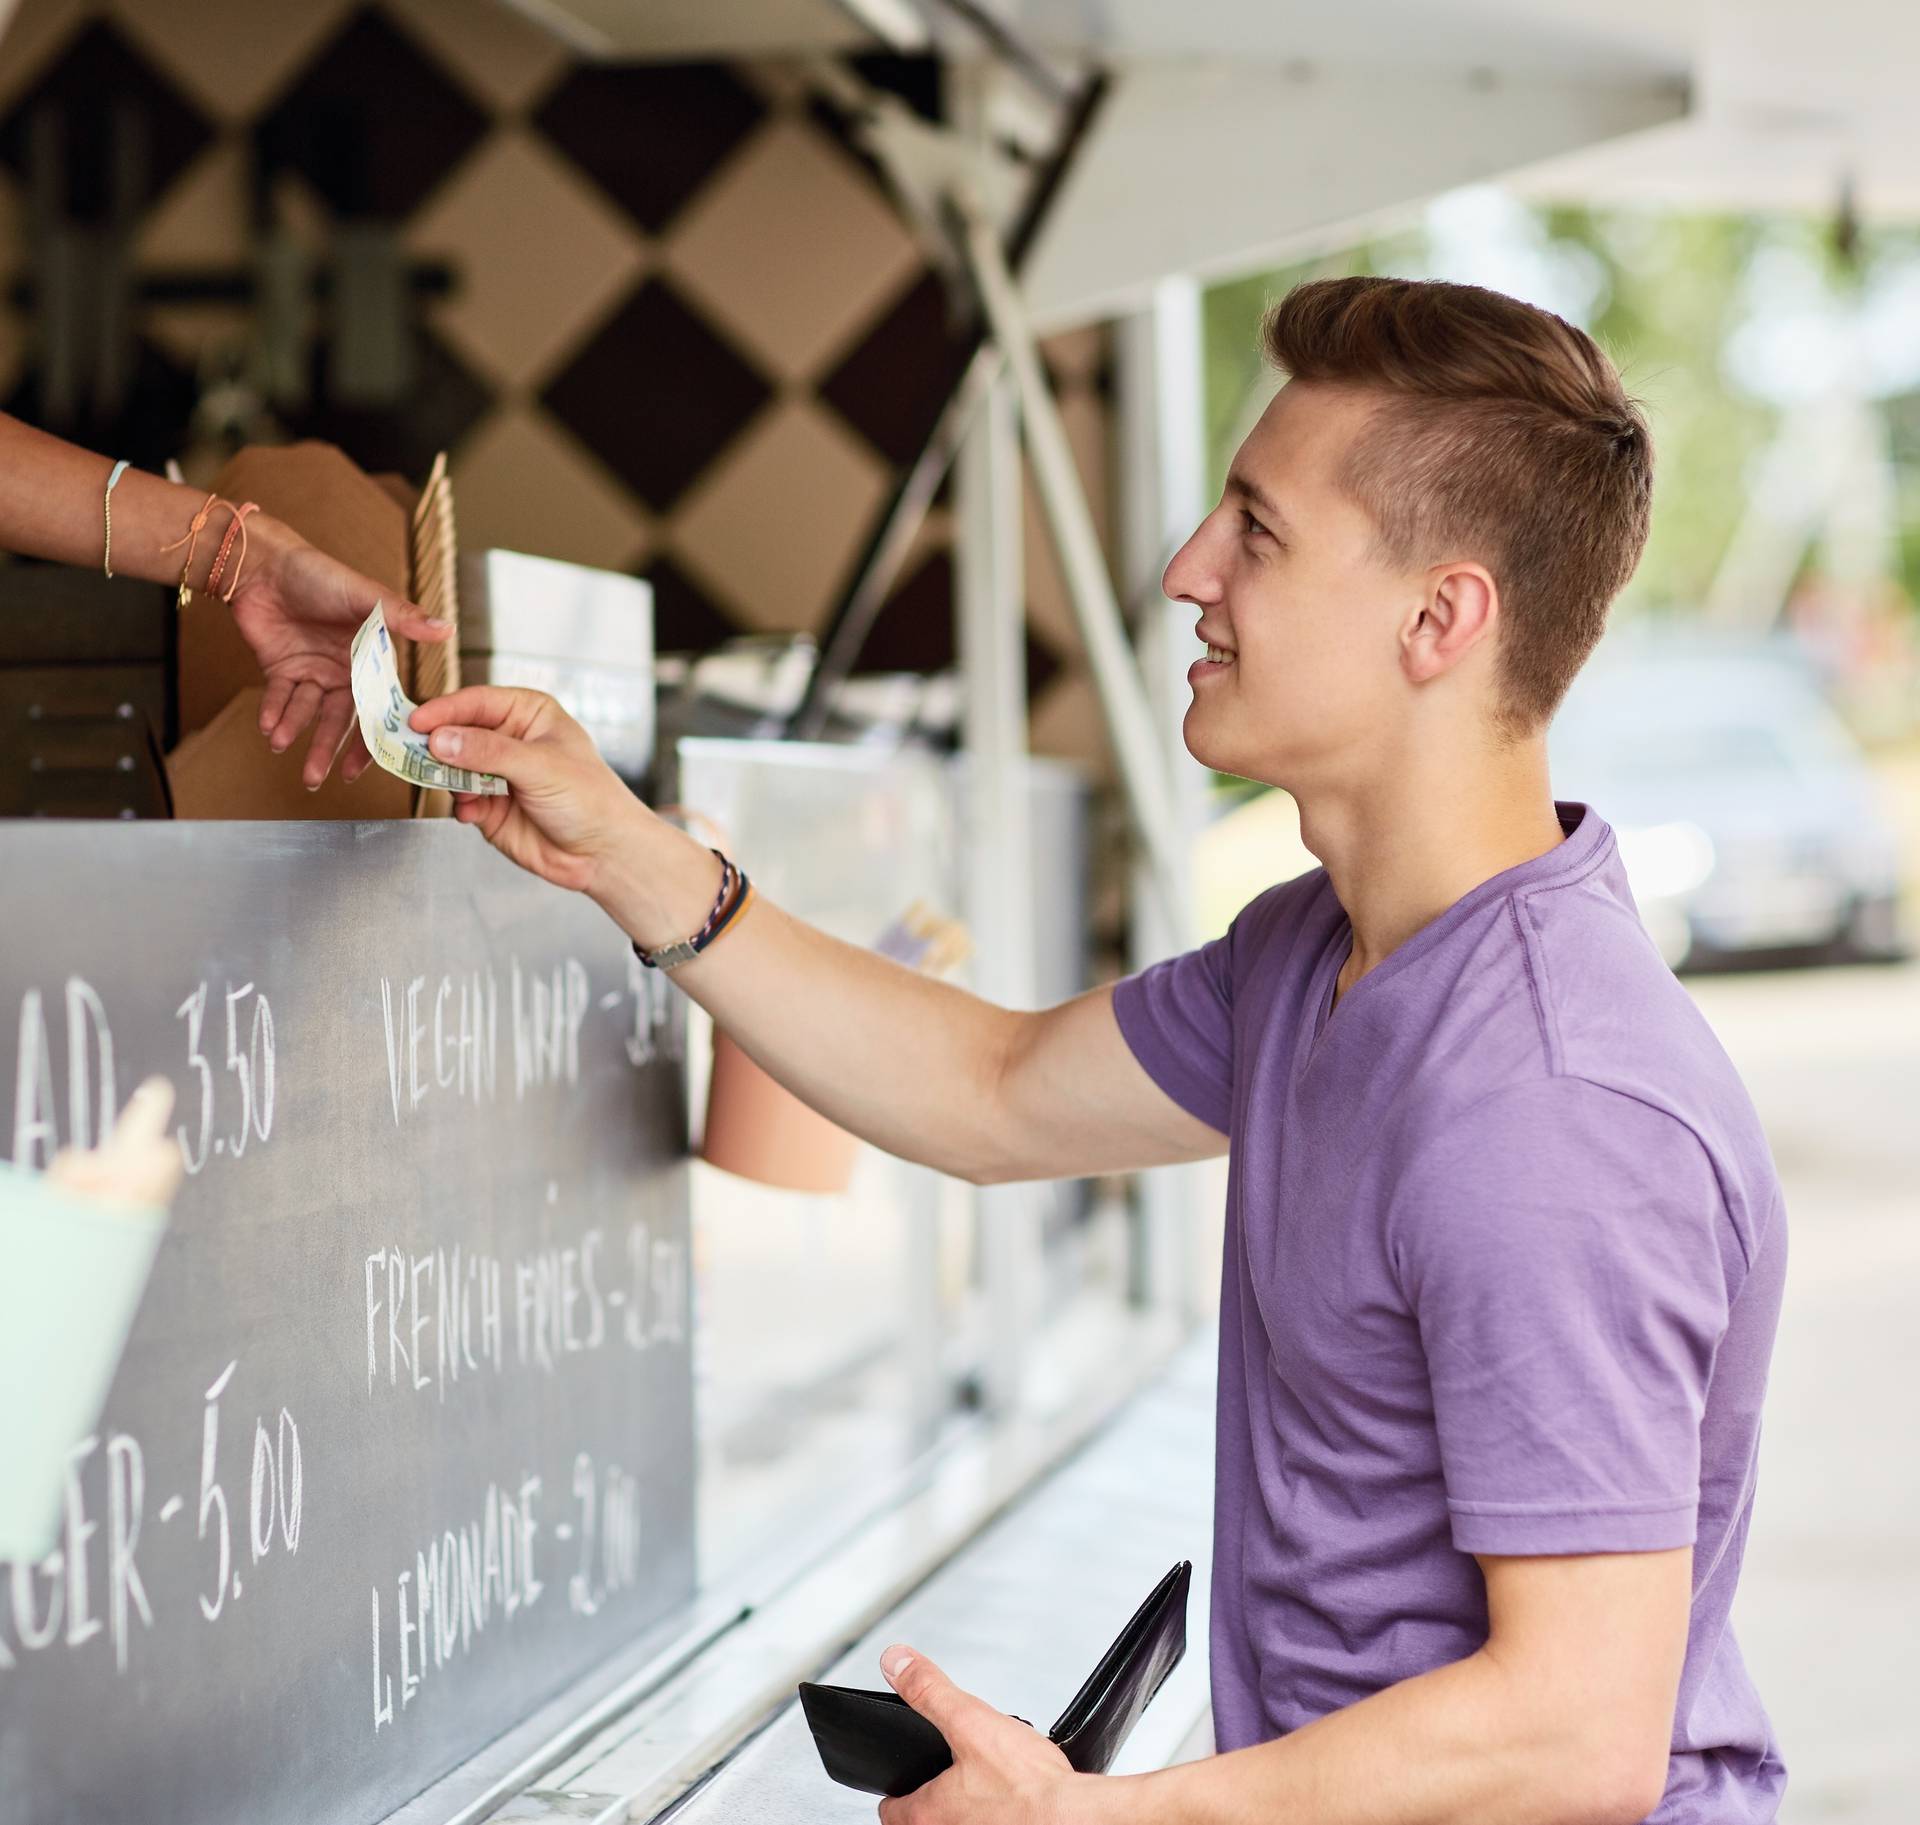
[0,411,448,784]
[409,684,1227,1184]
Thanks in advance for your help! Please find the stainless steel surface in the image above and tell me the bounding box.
[661,1331,1215,1823]
[672,737,963,1585]
[460,550,655,777]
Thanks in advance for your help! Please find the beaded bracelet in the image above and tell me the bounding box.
[101,459,130,578]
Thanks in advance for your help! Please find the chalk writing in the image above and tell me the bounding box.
[7,976,276,1175]
[364,1221,687,1398]
[0,1362,301,1674]
[370,1473,543,1732]
[622,949,681,1068]
[11,979,117,1168]
[379,969,500,1122]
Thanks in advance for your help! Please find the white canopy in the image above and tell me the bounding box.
[482,0,1917,325]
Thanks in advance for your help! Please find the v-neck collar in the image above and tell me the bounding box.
[1308,802,1604,1051]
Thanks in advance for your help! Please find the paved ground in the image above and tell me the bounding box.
[1687,958,1920,1821]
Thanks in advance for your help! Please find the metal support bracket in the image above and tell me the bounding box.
[949,188,1190,941]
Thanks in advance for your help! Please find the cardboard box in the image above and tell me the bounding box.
[167,687,415,820]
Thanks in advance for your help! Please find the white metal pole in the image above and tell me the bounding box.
[955,362,1044,1419]
[1118,276,1215,1322]
[954,194,1191,944]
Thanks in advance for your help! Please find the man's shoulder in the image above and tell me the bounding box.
[1512,855,1751,1115]
[1445,868,1782,1259]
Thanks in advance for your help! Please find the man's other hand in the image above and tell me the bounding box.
[874,1645,1085,1825]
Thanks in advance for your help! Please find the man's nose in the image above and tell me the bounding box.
[1162,521,1219,605]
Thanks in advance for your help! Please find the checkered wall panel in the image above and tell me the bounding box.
[0,0,1119,760]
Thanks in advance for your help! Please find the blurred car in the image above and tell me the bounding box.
[1550,638,1907,970]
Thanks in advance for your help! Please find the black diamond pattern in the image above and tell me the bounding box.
[848,55,945,124]
[1023,628,1064,702]
[253,8,487,220]
[541,280,772,514]
[4,338,199,475]
[849,547,1063,701]
[533,63,764,235]
[807,53,944,191]
[0,16,1099,701]
[643,554,741,656]
[819,270,972,469]
[292,329,494,478]
[0,19,213,222]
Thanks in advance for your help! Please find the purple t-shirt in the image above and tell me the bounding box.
[1114,804,1787,1821]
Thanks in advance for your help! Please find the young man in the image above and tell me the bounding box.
[406,277,1786,1824]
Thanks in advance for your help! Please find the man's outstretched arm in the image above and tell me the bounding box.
[878,1547,1690,1825]
[411,684,1227,1186]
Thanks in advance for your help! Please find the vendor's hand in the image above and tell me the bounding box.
[874,1646,1083,1825]
[229,514,451,788]
[405,685,647,898]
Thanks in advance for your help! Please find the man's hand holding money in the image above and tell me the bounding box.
[407,687,725,948]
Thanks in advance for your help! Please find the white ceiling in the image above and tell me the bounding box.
[488,0,1920,324]
[972,0,1699,83]
[1516,0,1920,218]
[959,0,1920,222]
[501,0,1920,220]
[1017,58,1690,327]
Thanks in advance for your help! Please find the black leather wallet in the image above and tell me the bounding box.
[798,1560,1191,1798]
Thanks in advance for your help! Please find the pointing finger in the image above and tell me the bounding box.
[112,1077,176,1150]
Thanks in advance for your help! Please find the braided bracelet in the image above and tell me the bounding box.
[159,491,221,611]
[634,849,755,971]
[206,501,259,600]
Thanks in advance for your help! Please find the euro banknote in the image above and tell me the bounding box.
[350,603,507,797]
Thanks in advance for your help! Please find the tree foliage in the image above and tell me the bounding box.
[1201,201,1920,621]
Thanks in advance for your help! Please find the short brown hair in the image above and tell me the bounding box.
[1262,276,1652,733]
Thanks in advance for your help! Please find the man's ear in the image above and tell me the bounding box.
[1402,561,1499,685]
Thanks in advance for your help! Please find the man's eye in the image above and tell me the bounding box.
[1240,510,1269,540]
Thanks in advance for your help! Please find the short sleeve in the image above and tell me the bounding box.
[1390,1077,1738,1556]
[1111,930,1235,1135]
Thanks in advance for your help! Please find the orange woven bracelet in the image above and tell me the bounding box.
[207,501,259,600]
[159,491,221,609]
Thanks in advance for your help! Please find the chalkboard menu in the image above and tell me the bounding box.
[0,822,696,1825]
